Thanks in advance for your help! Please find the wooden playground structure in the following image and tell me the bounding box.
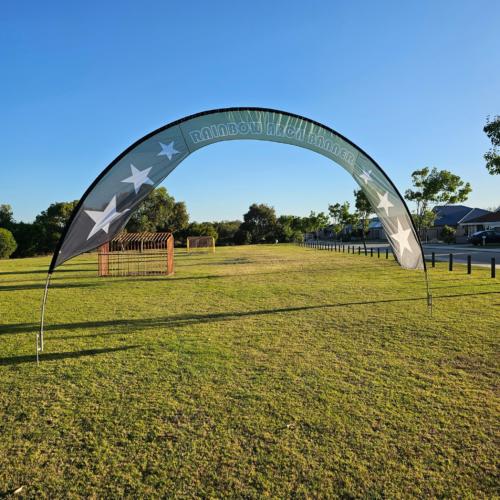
[98,232,174,277]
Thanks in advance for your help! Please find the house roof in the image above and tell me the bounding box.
[459,211,500,225]
[459,208,492,223]
[432,205,491,226]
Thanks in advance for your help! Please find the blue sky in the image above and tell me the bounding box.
[1,0,499,223]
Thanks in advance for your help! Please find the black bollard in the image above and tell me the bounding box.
[378,248,380,258]
[358,246,361,255]
[492,258,496,279]
[432,252,435,267]
[449,253,453,272]
[386,248,388,259]
[371,248,373,257]
[467,255,471,274]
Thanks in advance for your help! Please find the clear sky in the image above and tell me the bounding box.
[1,0,499,223]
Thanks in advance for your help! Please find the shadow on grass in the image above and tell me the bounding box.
[4,290,500,339]
[0,268,93,276]
[0,345,140,366]
[0,283,95,292]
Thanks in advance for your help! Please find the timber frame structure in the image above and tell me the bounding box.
[98,232,174,277]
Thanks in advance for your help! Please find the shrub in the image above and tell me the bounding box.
[0,228,17,259]
[441,225,456,244]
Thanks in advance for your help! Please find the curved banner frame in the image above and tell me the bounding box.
[50,108,426,272]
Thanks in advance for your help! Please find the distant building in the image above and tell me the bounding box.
[458,207,500,234]
[425,205,491,241]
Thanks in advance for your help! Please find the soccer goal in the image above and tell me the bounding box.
[187,236,215,253]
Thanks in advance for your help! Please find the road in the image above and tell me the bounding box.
[313,240,500,268]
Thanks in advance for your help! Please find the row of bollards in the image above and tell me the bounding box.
[297,241,390,260]
[431,251,496,278]
[296,242,497,279]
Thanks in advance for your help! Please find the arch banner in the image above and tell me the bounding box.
[49,108,425,272]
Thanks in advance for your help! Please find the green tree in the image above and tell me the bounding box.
[484,115,500,175]
[308,211,330,242]
[0,228,17,259]
[328,201,352,241]
[185,222,218,242]
[274,215,294,243]
[441,225,456,244]
[212,220,242,245]
[11,222,46,258]
[233,228,252,245]
[35,200,79,254]
[0,204,14,230]
[295,216,310,238]
[161,201,189,234]
[126,188,189,235]
[354,189,374,251]
[404,167,472,240]
[241,203,277,243]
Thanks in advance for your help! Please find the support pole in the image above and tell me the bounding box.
[37,273,51,366]
[425,269,432,316]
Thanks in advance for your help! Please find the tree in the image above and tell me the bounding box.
[354,189,374,251]
[241,203,277,243]
[162,201,189,234]
[308,211,330,242]
[484,115,500,175]
[126,188,189,235]
[441,225,456,245]
[0,204,14,231]
[404,167,472,240]
[296,216,314,239]
[185,222,218,242]
[212,220,242,245]
[11,222,46,258]
[0,228,17,259]
[328,202,352,241]
[233,229,252,245]
[35,200,79,254]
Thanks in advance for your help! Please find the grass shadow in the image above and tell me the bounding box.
[0,283,95,292]
[0,345,140,366]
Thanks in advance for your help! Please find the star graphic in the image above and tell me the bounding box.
[376,191,394,216]
[359,167,373,184]
[389,218,413,257]
[158,141,180,161]
[122,164,154,195]
[84,196,130,241]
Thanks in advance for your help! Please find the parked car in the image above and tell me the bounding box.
[468,230,500,246]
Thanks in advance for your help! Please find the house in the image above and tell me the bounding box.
[425,205,491,242]
[458,207,500,235]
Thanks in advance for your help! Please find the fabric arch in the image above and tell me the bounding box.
[50,108,426,272]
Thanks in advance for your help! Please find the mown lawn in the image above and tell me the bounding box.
[0,244,499,499]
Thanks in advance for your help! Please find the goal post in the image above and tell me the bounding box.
[187,236,215,254]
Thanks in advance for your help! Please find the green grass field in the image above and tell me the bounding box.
[1,245,499,499]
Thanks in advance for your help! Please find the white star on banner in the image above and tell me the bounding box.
[376,191,394,216]
[122,164,154,194]
[158,141,180,160]
[390,218,413,257]
[84,196,130,241]
[359,167,373,184]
